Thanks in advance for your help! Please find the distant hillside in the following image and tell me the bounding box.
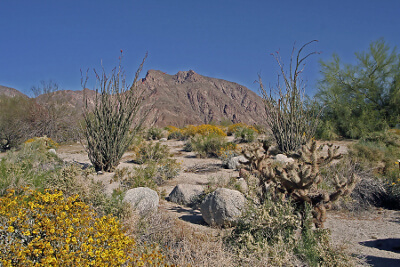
[1,70,268,128]
[136,70,267,127]
[0,85,28,98]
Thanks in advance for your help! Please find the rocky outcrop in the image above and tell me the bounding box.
[137,70,267,127]
[0,85,28,98]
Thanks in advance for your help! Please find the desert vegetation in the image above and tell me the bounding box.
[1,39,400,266]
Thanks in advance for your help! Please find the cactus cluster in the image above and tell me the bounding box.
[241,140,359,228]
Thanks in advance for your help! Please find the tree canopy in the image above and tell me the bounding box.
[316,39,400,139]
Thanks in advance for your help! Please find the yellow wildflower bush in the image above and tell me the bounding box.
[182,124,226,137]
[0,188,166,266]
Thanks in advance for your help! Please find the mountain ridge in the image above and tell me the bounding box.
[1,70,268,127]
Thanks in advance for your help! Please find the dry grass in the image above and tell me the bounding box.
[124,206,236,266]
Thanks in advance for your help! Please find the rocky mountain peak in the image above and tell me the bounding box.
[174,70,203,83]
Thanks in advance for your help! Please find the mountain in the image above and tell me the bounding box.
[137,70,267,127]
[0,85,28,98]
[1,70,268,127]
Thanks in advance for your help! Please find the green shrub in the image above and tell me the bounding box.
[234,127,257,143]
[0,139,130,219]
[348,131,400,174]
[185,134,234,158]
[227,195,357,266]
[0,139,62,195]
[113,165,158,191]
[134,141,171,165]
[145,127,164,140]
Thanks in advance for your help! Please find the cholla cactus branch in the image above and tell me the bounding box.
[242,139,357,228]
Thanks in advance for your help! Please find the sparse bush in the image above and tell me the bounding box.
[185,134,235,158]
[165,126,184,140]
[219,146,241,169]
[82,53,148,172]
[349,131,400,174]
[113,166,158,191]
[113,158,180,190]
[234,126,257,143]
[134,141,171,165]
[145,127,164,140]
[0,138,63,195]
[0,188,166,266]
[227,194,356,266]
[133,209,235,266]
[0,95,36,151]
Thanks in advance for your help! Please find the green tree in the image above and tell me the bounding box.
[316,39,400,139]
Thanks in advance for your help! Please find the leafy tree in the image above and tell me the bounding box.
[316,39,400,139]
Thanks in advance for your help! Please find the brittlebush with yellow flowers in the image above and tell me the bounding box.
[0,188,166,266]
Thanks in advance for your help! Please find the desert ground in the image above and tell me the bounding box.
[56,139,400,266]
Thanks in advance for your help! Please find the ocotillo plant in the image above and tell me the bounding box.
[259,40,321,153]
[82,53,148,172]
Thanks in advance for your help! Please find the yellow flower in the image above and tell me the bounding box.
[23,230,31,236]
[7,226,14,233]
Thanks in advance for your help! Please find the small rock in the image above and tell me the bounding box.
[226,156,248,169]
[236,178,248,193]
[48,148,57,155]
[123,187,159,216]
[159,138,168,142]
[168,184,204,206]
[274,154,295,164]
[97,171,103,175]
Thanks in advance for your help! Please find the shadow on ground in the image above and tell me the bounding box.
[363,255,400,267]
[360,238,400,254]
[167,205,206,225]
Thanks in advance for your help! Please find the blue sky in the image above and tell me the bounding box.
[1,0,399,97]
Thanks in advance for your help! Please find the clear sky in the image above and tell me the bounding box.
[1,0,399,97]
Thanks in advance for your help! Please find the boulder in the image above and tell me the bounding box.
[200,188,246,227]
[123,187,159,216]
[168,184,204,206]
[226,155,248,169]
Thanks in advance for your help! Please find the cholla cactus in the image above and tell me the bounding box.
[242,139,359,228]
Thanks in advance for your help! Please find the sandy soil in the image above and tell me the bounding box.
[56,139,400,266]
